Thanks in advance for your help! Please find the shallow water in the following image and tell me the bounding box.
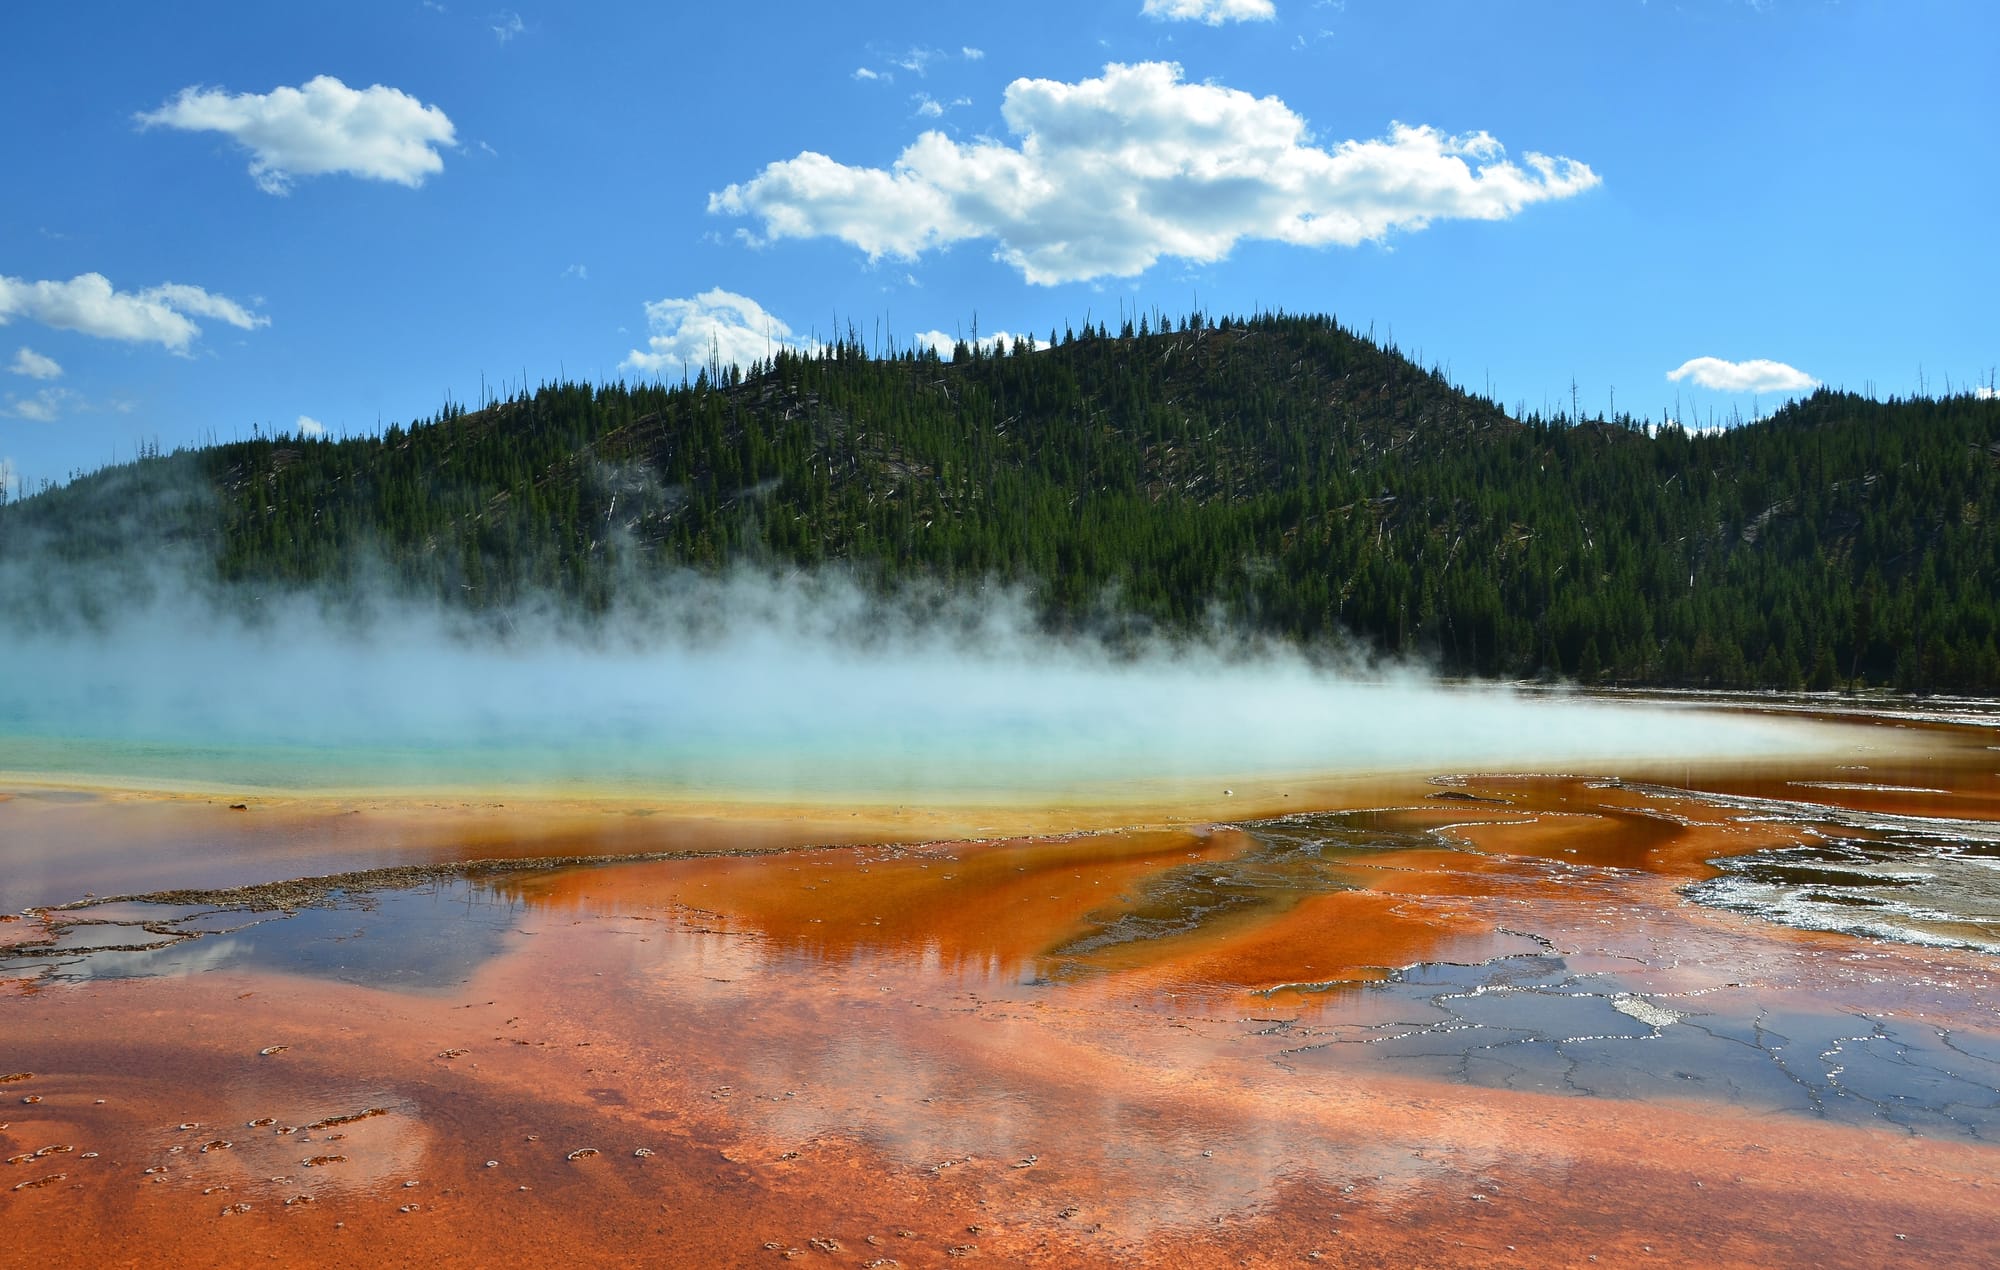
[6,885,526,991]
[4,700,2000,1266]
[1690,826,2000,954]
[0,642,1867,799]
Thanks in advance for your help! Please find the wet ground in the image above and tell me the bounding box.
[4,703,2000,1266]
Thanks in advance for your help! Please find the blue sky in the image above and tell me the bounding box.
[2,0,1994,494]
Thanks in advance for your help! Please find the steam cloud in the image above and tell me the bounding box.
[0,552,1844,802]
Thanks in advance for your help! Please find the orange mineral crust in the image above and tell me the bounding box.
[5,706,2000,1266]
[3,889,1997,1269]
[0,774,1452,917]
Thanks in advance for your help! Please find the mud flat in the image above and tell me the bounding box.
[4,701,1999,1266]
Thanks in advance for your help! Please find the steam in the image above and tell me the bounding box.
[0,558,1848,802]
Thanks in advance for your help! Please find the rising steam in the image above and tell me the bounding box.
[0,559,1853,802]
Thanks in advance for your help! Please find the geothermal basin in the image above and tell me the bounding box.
[3,677,1999,1267]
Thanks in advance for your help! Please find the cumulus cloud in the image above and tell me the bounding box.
[1143,0,1277,23]
[853,67,887,82]
[712,61,1598,285]
[0,273,267,354]
[1976,384,1997,401]
[136,74,457,194]
[9,347,61,380]
[490,10,524,41]
[1666,356,1818,395]
[296,414,326,437]
[620,289,805,377]
[962,47,985,60]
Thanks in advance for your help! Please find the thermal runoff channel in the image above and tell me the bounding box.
[0,573,1854,801]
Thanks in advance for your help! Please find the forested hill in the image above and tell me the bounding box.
[6,312,2000,693]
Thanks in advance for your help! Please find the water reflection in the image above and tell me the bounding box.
[5,884,525,991]
[8,737,2000,1264]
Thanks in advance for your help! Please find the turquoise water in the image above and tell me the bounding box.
[0,652,1853,801]
[0,587,1866,800]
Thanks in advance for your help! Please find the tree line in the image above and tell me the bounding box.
[5,311,1998,693]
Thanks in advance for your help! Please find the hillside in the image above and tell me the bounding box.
[5,312,1999,693]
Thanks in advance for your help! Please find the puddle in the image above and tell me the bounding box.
[4,885,524,992]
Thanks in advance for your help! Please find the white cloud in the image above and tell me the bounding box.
[912,329,1019,359]
[9,347,61,379]
[859,46,980,82]
[1666,356,1818,395]
[296,414,326,437]
[562,263,588,280]
[1143,0,1277,23]
[620,289,804,377]
[136,75,457,194]
[0,457,18,497]
[1976,384,1997,401]
[143,283,265,329]
[5,386,74,422]
[712,61,1598,286]
[0,272,267,353]
[490,10,524,41]
[914,94,944,119]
